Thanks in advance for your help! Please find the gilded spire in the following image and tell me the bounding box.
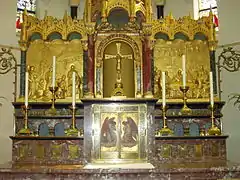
[44,10,48,18]
[63,10,68,22]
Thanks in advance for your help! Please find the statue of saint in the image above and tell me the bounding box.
[34,78,45,99]
[28,66,37,98]
[56,75,67,99]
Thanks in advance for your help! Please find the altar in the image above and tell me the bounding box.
[1,0,240,179]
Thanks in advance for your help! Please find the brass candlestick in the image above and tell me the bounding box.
[180,86,192,115]
[65,106,79,136]
[48,86,58,115]
[18,105,32,135]
[159,106,173,136]
[208,105,221,136]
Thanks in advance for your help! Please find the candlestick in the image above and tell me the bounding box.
[25,72,29,107]
[208,105,221,136]
[182,55,186,87]
[159,105,173,136]
[48,86,58,115]
[18,105,32,135]
[162,72,166,107]
[72,71,76,108]
[65,105,79,136]
[209,72,214,107]
[52,56,56,88]
[180,86,192,115]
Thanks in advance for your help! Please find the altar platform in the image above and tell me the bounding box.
[0,161,240,179]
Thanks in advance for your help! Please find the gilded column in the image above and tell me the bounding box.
[145,0,152,23]
[130,0,136,22]
[87,0,92,22]
[143,37,153,98]
[101,0,107,22]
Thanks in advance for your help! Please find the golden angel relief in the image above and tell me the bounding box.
[121,117,138,148]
[101,117,117,148]
[26,39,84,102]
[153,39,211,100]
[101,116,138,148]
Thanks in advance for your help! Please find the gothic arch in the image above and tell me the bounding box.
[96,34,141,66]
[107,2,130,16]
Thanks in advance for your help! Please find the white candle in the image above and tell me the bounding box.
[72,71,76,108]
[209,72,214,106]
[182,55,186,87]
[52,56,56,88]
[162,72,166,107]
[25,72,29,107]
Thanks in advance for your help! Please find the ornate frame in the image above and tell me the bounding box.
[95,33,142,98]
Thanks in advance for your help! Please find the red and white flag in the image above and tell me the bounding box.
[213,14,219,27]
[16,18,21,29]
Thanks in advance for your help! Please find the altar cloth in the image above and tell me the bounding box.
[83,163,155,169]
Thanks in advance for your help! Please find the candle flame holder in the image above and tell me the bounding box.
[65,105,79,136]
[159,105,173,136]
[180,86,192,115]
[48,86,58,115]
[208,105,221,136]
[18,105,32,136]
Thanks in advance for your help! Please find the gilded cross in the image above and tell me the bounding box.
[105,43,132,83]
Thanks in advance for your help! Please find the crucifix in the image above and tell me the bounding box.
[105,43,133,96]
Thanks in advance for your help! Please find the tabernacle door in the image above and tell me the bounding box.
[91,104,147,162]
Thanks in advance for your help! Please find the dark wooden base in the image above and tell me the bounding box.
[0,161,240,180]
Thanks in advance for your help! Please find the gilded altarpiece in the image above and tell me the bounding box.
[84,103,153,163]
[26,39,84,102]
[153,39,210,100]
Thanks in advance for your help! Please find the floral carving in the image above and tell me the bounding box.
[0,48,17,74]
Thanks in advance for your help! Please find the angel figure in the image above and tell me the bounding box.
[101,117,117,147]
[121,117,138,147]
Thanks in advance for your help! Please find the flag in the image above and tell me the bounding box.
[213,14,219,27]
[16,18,21,29]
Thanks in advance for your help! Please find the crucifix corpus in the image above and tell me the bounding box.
[105,42,132,97]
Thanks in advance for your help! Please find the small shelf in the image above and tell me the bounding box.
[154,114,222,119]
[155,135,228,140]
[10,136,84,140]
[15,115,84,119]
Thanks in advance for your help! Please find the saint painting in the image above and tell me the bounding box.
[121,117,138,148]
[101,117,117,147]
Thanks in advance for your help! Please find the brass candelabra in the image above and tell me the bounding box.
[65,106,79,136]
[159,105,173,136]
[48,86,58,115]
[208,105,221,136]
[180,86,192,115]
[18,105,32,135]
